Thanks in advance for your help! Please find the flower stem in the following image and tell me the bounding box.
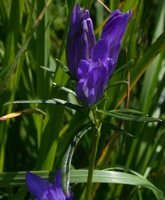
[85,121,101,200]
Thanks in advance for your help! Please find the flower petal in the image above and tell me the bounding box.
[101,9,132,41]
[77,59,92,79]
[66,3,96,78]
[69,3,89,37]
[100,9,132,64]
[91,36,109,62]
[86,18,96,57]
[76,59,113,105]
[26,171,47,199]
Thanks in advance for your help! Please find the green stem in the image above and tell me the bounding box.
[85,121,101,200]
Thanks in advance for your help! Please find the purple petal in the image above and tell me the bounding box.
[67,29,89,78]
[26,171,47,199]
[91,36,109,62]
[69,3,89,36]
[91,10,131,65]
[86,18,96,57]
[101,9,132,40]
[76,59,113,105]
[26,170,73,200]
[54,170,63,189]
[66,3,96,78]
[77,59,92,79]
[100,9,132,64]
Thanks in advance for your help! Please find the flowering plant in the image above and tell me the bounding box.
[0,1,164,200]
[67,4,132,105]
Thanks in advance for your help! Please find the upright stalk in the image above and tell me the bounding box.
[85,111,102,200]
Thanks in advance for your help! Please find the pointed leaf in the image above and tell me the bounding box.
[55,59,69,74]
[52,82,76,96]
[5,98,84,111]
[97,109,161,122]
[61,126,92,195]
[108,123,136,138]
[40,66,56,74]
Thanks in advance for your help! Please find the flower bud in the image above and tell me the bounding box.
[66,3,96,79]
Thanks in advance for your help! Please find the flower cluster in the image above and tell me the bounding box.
[67,4,132,106]
[26,170,73,200]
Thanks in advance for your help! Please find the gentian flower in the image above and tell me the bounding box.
[67,4,132,106]
[66,3,96,79]
[26,170,73,200]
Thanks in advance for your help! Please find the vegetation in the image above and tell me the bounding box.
[0,0,165,199]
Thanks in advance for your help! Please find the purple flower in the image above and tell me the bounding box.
[26,170,73,200]
[76,58,114,105]
[66,3,96,79]
[67,4,132,106]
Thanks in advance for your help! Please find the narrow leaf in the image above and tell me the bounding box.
[61,126,92,195]
[70,170,164,200]
[0,170,164,200]
[108,81,129,88]
[55,59,69,74]
[52,82,76,96]
[0,109,45,121]
[40,66,55,74]
[113,59,134,76]
[0,0,52,94]
[109,108,146,115]
[116,31,165,108]
[108,123,136,138]
[97,109,161,122]
[4,98,84,111]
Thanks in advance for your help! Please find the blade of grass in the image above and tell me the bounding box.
[0,170,164,200]
[97,109,161,122]
[115,30,165,109]
[5,98,84,112]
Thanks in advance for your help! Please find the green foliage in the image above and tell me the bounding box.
[0,0,165,199]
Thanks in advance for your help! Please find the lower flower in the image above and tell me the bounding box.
[26,170,73,200]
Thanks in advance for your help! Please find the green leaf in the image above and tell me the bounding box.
[40,66,56,74]
[4,98,84,112]
[97,109,161,122]
[140,1,165,113]
[0,0,9,27]
[81,0,93,9]
[109,108,146,115]
[108,123,136,138]
[55,59,69,74]
[61,126,92,195]
[108,81,129,88]
[110,0,120,10]
[122,0,138,12]
[0,170,164,200]
[52,82,76,96]
[113,59,134,76]
[70,170,164,200]
[57,0,76,60]
[0,0,52,95]
[116,30,165,108]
